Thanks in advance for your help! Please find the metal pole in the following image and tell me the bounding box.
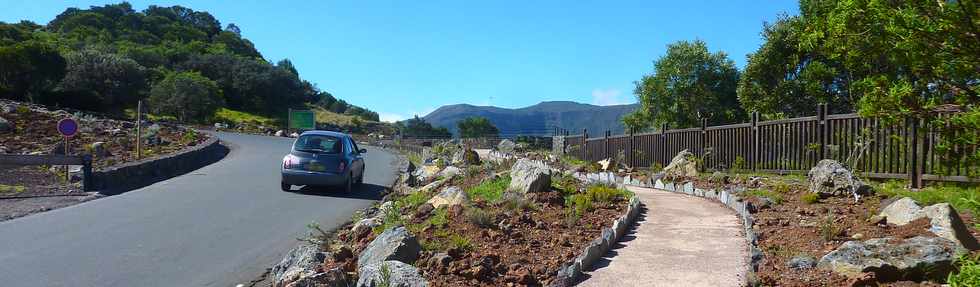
[64,136,69,183]
[136,100,142,160]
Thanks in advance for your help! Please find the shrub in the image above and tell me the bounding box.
[426,208,449,228]
[949,253,980,287]
[181,129,198,145]
[466,208,495,228]
[819,215,841,242]
[586,185,630,203]
[650,162,664,173]
[771,180,794,194]
[731,156,746,172]
[449,234,473,251]
[466,175,510,203]
[148,71,223,123]
[801,193,820,204]
[567,194,594,216]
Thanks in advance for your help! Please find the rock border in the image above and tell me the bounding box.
[91,133,229,195]
[548,189,643,287]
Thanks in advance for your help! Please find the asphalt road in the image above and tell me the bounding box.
[0,132,400,287]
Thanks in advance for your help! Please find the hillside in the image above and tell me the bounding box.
[423,101,638,137]
[0,2,377,124]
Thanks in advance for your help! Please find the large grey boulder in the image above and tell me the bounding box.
[807,159,865,198]
[439,166,461,179]
[290,267,349,287]
[497,139,517,153]
[0,116,11,133]
[356,260,428,287]
[271,245,328,287]
[357,227,422,269]
[879,197,980,250]
[817,236,959,281]
[427,186,469,208]
[508,158,552,193]
[662,150,698,179]
[411,165,442,185]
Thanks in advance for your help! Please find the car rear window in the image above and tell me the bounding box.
[293,135,343,154]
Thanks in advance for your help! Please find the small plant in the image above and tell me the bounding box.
[466,207,495,228]
[449,234,473,251]
[181,129,198,145]
[377,261,392,287]
[426,208,449,228]
[771,180,793,194]
[567,193,594,216]
[745,189,783,204]
[585,184,630,203]
[15,105,29,114]
[552,173,580,196]
[801,193,820,204]
[650,162,664,174]
[948,253,980,287]
[731,156,746,173]
[819,214,841,242]
[563,208,580,228]
[398,190,431,211]
[297,221,333,248]
[500,192,536,212]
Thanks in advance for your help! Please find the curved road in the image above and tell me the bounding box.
[0,132,399,287]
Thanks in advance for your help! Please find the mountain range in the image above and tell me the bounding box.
[423,101,639,137]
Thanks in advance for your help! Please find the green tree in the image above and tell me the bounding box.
[0,40,66,103]
[58,49,147,110]
[628,40,745,129]
[398,116,451,138]
[457,117,499,138]
[148,71,223,123]
[737,16,852,118]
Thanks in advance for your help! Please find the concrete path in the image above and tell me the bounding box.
[578,186,748,287]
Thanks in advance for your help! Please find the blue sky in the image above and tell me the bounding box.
[3,1,799,122]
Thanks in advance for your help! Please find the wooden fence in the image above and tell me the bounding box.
[556,104,978,188]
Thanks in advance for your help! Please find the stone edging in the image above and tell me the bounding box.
[549,192,643,287]
[91,134,229,195]
[648,179,763,286]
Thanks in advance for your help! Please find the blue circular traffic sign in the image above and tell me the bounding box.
[57,118,78,137]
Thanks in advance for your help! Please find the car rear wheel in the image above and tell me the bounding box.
[281,181,291,192]
[343,174,353,193]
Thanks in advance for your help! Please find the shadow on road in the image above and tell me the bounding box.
[292,183,386,201]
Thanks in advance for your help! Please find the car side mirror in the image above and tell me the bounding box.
[358,149,368,154]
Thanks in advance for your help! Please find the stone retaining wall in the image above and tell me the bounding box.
[92,135,228,195]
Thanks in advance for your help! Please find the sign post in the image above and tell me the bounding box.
[288,109,315,133]
[57,118,79,183]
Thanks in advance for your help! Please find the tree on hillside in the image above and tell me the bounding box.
[0,40,66,103]
[457,117,499,138]
[148,71,223,123]
[58,49,147,110]
[737,16,852,118]
[626,40,745,130]
[398,116,451,138]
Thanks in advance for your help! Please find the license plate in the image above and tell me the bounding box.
[306,163,326,172]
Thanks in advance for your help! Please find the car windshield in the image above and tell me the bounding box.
[293,135,342,154]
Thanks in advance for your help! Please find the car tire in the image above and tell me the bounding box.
[343,174,353,193]
[281,181,291,192]
[356,171,364,187]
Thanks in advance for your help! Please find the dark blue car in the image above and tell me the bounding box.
[280,131,366,192]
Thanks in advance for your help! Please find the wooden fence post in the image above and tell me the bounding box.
[628,129,635,168]
[660,123,668,166]
[604,130,610,160]
[909,117,923,188]
[818,103,828,160]
[700,118,707,163]
[583,129,589,161]
[751,112,759,171]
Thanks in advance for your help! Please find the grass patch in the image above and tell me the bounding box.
[398,191,431,212]
[801,193,820,204]
[466,175,510,203]
[745,189,784,204]
[876,181,980,216]
[949,253,980,287]
[560,155,587,167]
[449,234,473,251]
[212,108,279,126]
[0,185,27,194]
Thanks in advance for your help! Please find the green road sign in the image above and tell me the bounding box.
[288,109,315,130]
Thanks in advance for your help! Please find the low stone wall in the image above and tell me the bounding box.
[91,135,229,195]
[549,193,643,287]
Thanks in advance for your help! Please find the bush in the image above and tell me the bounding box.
[949,253,980,287]
[585,185,631,203]
[466,208,496,228]
[567,194,594,216]
[148,71,224,123]
[552,173,580,196]
[801,193,820,204]
[745,189,783,204]
[819,215,841,242]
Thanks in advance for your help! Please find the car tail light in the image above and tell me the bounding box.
[283,155,297,169]
[337,161,346,173]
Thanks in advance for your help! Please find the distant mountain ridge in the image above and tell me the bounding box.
[423,101,639,137]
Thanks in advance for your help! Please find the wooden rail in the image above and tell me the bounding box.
[0,154,93,191]
[554,104,979,188]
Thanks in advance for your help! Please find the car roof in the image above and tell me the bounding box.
[299,130,349,138]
